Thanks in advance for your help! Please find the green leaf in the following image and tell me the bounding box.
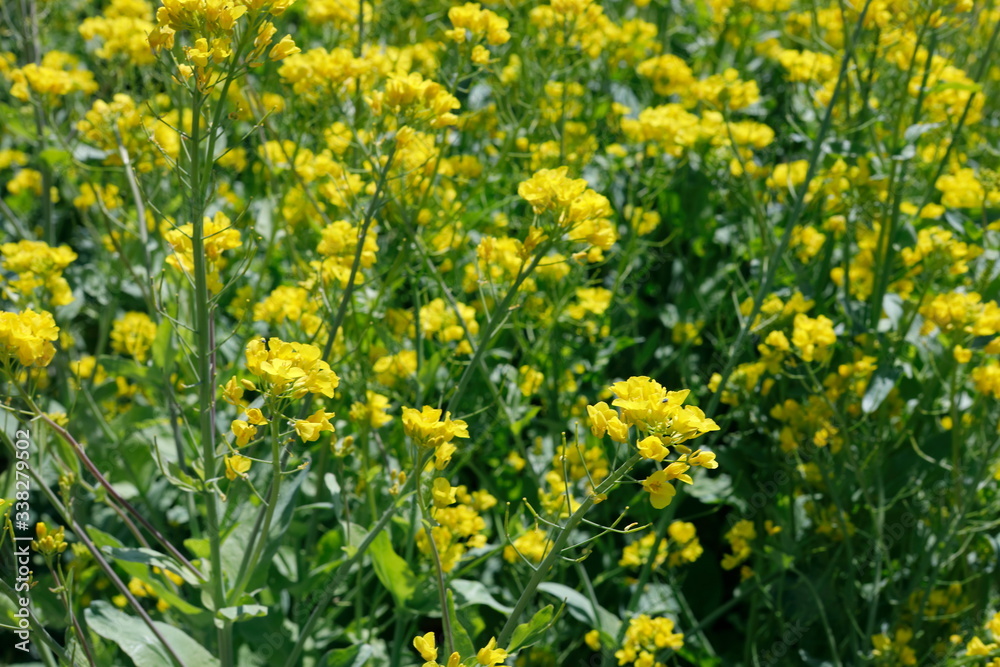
[537,582,619,637]
[686,472,733,505]
[85,600,219,667]
[862,367,900,414]
[39,148,72,168]
[90,529,203,616]
[451,579,513,614]
[103,547,201,587]
[215,605,268,623]
[507,604,554,653]
[369,531,417,607]
[322,644,373,667]
[448,589,476,659]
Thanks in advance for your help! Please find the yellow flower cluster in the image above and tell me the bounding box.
[368,72,461,129]
[791,313,837,362]
[1,240,77,307]
[253,285,322,336]
[348,390,393,429]
[277,47,369,102]
[164,212,241,293]
[413,632,507,667]
[588,377,719,509]
[871,627,917,666]
[9,51,98,102]
[504,527,551,564]
[402,405,469,464]
[446,3,511,46]
[619,521,703,570]
[76,94,179,173]
[244,337,341,400]
[110,312,157,363]
[518,167,617,261]
[0,309,60,368]
[614,614,684,666]
[721,519,756,570]
[419,298,479,354]
[310,219,379,288]
[417,483,495,572]
[537,442,609,518]
[79,0,156,64]
[919,292,1000,337]
[31,523,68,557]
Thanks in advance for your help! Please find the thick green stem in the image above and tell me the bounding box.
[188,91,232,666]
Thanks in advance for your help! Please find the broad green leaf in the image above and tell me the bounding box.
[369,531,417,607]
[40,148,72,168]
[85,600,219,667]
[507,604,554,653]
[91,528,203,615]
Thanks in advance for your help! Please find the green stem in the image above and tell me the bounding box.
[229,409,284,601]
[446,242,554,415]
[188,90,232,666]
[496,453,642,648]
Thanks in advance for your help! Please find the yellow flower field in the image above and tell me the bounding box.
[2,0,1000,665]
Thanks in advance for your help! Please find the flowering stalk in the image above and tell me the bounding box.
[496,452,643,648]
[446,240,555,415]
[186,88,233,664]
[228,404,283,602]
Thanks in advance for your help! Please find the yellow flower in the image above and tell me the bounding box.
[402,406,469,449]
[231,420,257,447]
[966,636,997,656]
[0,309,60,367]
[432,478,458,508]
[224,455,252,481]
[642,469,677,509]
[413,632,437,662]
[637,435,668,462]
[503,527,551,564]
[476,637,508,666]
[269,35,300,61]
[294,409,336,442]
[110,312,157,363]
[349,391,393,428]
[518,365,544,397]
